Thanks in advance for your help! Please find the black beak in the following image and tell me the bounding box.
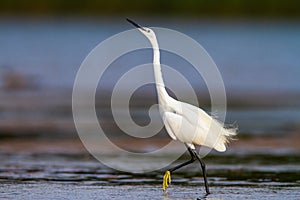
[126,18,146,31]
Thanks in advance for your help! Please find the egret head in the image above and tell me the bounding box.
[126,18,157,45]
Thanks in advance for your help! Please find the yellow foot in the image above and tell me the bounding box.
[162,170,171,191]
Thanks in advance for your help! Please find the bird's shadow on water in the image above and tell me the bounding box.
[162,192,220,200]
[196,193,211,200]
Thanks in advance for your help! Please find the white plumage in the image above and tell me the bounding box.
[127,18,236,152]
[127,18,237,194]
[160,91,236,152]
[128,22,237,152]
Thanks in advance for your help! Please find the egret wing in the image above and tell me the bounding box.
[162,112,178,141]
[163,111,199,148]
[171,101,236,152]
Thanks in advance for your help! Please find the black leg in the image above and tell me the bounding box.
[169,158,195,172]
[168,144,196,173]
[192,149,210,195]
[165,145,210,195]
[163,145,196,191]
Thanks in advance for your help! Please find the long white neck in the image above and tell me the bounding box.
[150,38,169,106]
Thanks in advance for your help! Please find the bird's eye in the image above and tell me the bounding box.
[147,29,150,33]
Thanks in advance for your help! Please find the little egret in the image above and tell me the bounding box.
[127,18,237,195]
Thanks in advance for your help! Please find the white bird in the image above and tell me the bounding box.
[127,18,237,195]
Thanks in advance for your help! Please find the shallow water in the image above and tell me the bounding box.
[0,151,299,199]
[1,183,299,200]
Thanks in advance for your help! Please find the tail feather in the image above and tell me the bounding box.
[213,125,237,152]
[179,102,237,152]
[198,118,237,152]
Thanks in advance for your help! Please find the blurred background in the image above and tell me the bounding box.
[0,1,300,199]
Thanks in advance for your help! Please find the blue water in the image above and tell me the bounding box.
[1,18,300,136]
[0,18,300,93]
